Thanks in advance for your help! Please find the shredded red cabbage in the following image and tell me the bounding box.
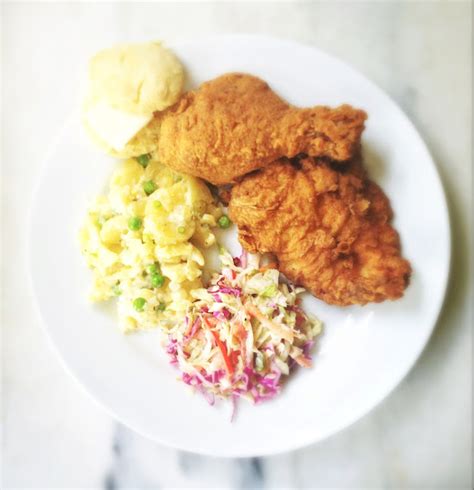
[217,286,241,297]
[185,318,201,341]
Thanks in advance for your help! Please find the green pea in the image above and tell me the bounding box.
[153,201,162,209]
[218,215,232,229]
[143,180,156,195]
[136,153,151,168]
[157,302,166,312]
[147,263,159,275]
[128,216,142,231]
[133,297,146,312]
[151,273,165,288]
[177,226,186,234]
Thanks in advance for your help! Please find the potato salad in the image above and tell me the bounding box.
[79,155,223,332]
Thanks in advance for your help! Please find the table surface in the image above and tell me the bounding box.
[2,2,472,489]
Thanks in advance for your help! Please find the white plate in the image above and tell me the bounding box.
[29,35,450,457]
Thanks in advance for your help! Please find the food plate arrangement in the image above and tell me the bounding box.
[29,35,450,456]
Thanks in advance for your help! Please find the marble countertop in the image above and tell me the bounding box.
[2,2,472,488]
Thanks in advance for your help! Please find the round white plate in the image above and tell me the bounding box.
[29,35,450,457]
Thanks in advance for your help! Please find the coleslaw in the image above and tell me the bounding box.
[165,247,322,405]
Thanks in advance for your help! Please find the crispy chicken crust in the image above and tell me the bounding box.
[157,73,367,185]
[229,156,411,306]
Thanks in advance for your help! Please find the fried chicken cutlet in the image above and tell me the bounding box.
[157,73,367,185]
[229,156,411,306]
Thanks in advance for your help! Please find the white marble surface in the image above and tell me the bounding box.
[2,2,472,488]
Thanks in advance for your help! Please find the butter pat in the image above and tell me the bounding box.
[84,101,153,152]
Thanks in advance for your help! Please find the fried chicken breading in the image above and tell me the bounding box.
[229,156,411,306]
[156,73,367,185]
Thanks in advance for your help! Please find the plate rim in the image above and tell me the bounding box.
[27,33,452,457]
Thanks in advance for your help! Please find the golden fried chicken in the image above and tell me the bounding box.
[156,73,367,185]
[229,156,411,306]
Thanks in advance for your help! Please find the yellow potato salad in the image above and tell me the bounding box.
[79,156,222,332]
